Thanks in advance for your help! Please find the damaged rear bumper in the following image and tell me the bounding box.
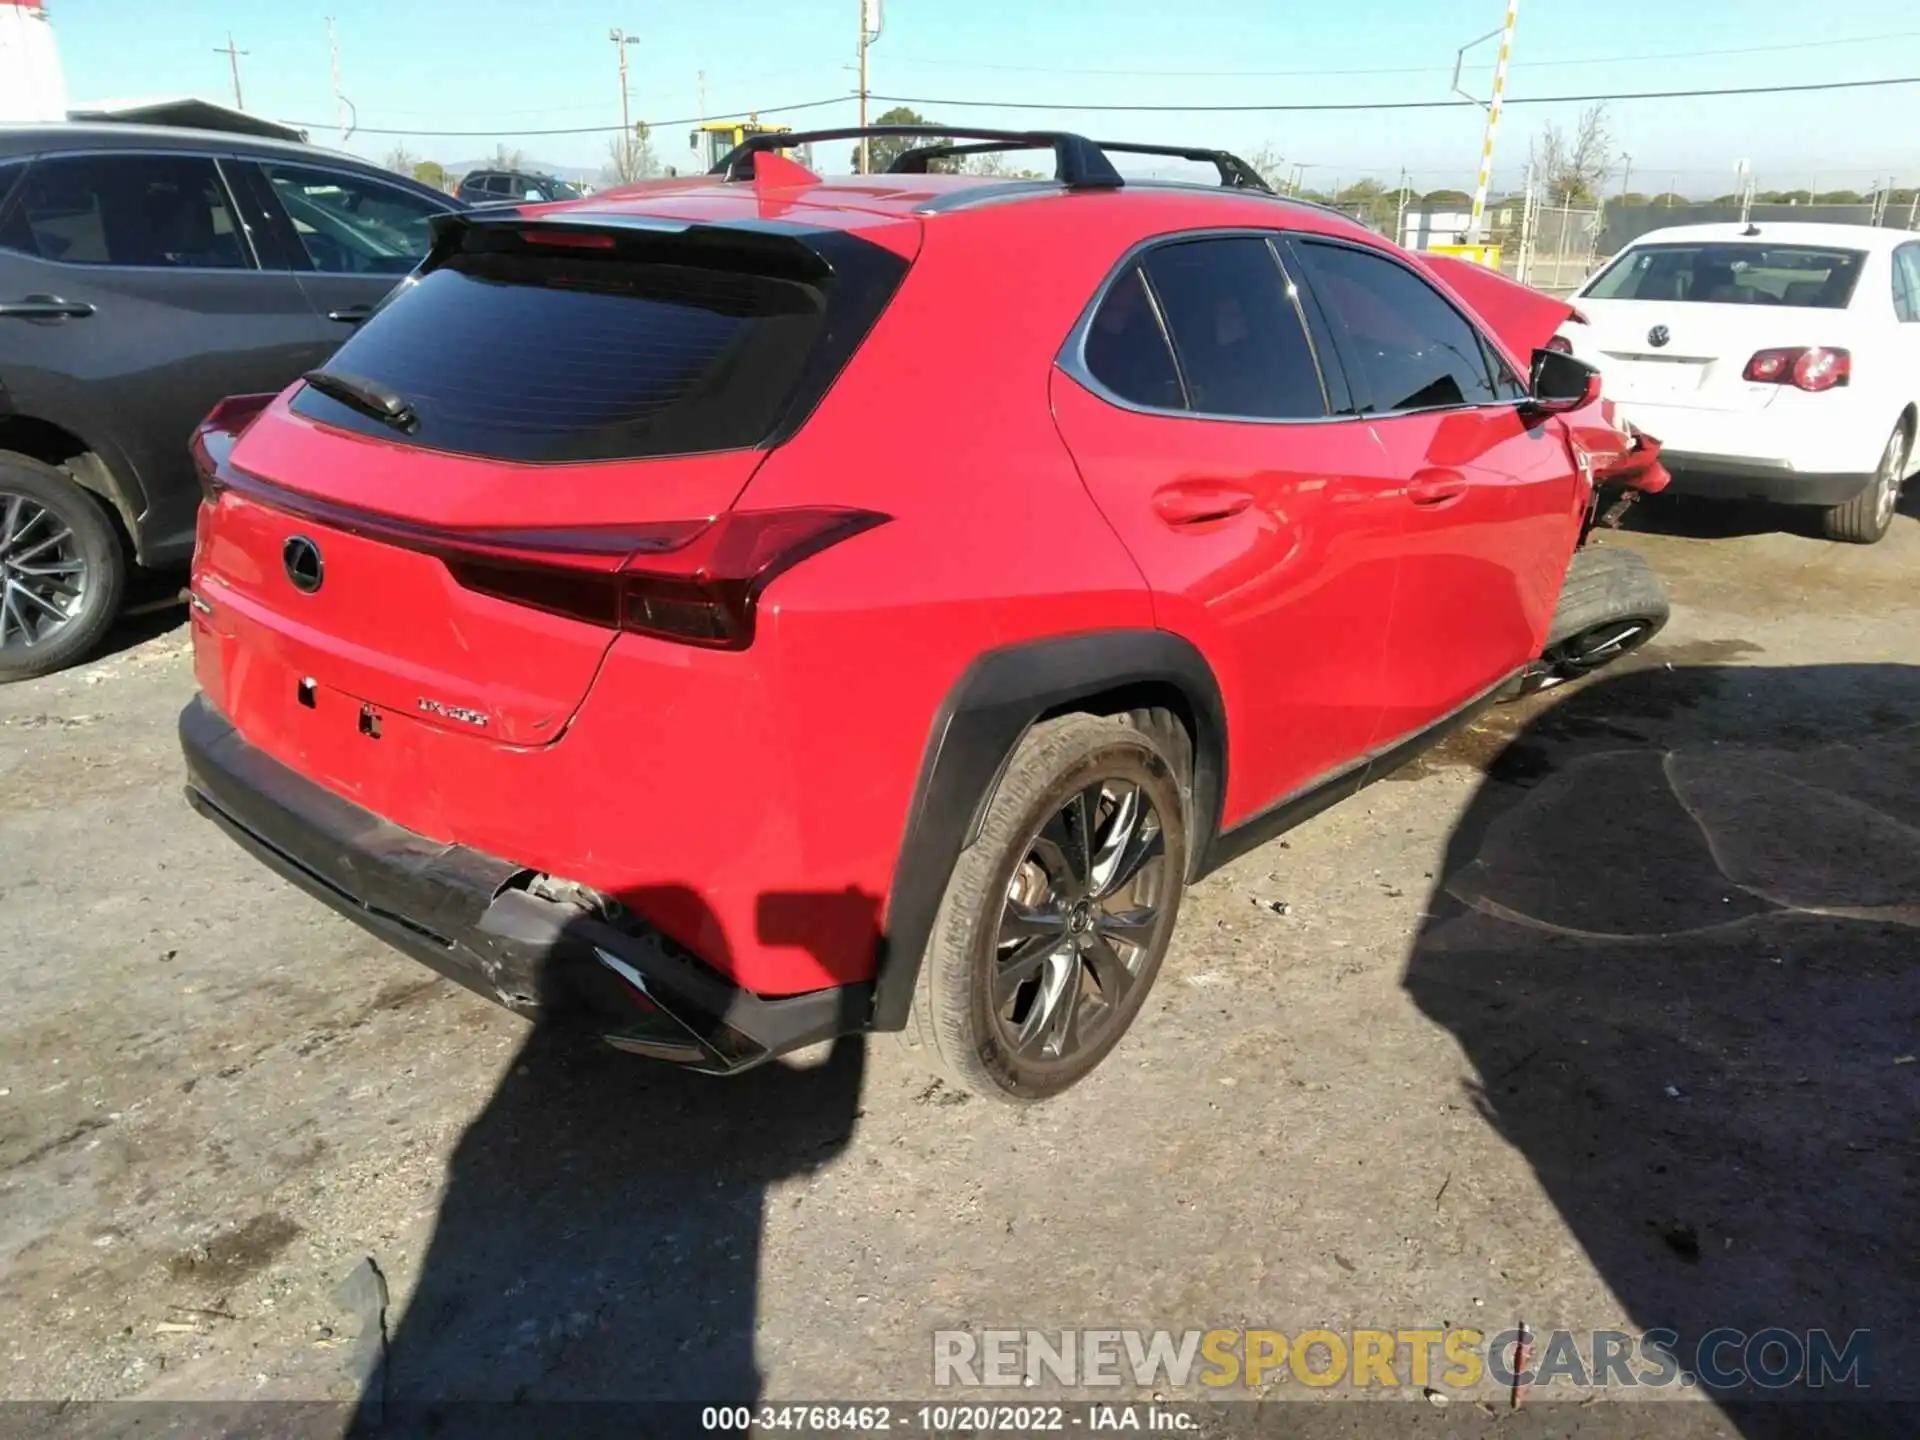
[178,696,870,1073]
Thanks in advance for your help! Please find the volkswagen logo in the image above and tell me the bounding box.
[1648,325,1671,348]
[282,535,325,594]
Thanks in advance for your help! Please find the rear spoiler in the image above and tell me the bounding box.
[418,208,844,283]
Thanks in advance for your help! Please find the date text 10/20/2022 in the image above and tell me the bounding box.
[701,1406,1196,1431]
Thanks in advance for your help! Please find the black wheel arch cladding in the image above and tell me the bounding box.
[869,629,1226,1032]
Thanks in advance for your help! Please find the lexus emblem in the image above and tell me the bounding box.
[282,535,325,594]
[1648,325,1671,348]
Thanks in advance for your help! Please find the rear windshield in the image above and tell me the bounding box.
[291,227,907,462]
[1584,242,1864,309]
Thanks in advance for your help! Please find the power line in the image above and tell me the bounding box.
[277,71,1920,140]
[878,28,1920,80]
[870,73,1920,114]
[273,93,855,138]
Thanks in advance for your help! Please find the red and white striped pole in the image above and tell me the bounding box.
[1466,0,1521,245]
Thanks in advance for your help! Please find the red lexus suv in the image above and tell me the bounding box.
[180,128,1668,1101]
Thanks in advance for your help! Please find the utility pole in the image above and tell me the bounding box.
[214,32,248,110]
[1395,167,1410,247]
[697,69,706,123]
[857,0,884,173]
[1455,0,1520,243]
[609,28,640,176]
[327,17,354,142]
[1619,152,1632,202]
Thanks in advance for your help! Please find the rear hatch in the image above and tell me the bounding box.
[1573,238,1866,411]
[191,204,913,816]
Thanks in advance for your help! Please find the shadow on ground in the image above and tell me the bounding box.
[1404,661,1920,1437]
[353,890,873,1436]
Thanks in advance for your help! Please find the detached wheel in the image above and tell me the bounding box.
[1541,545,1669,681]
[905,713,1189,1103]
[0,452,125,683]
[1820,422,1908,545]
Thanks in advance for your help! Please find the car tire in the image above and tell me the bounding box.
[1540,545,1669,680]
[1820,422,1909,545]
[0,452,127,683]
[902,712,1189,1103]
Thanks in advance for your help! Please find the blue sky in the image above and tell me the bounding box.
[49,0,1920,194]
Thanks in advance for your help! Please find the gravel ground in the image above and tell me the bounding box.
[1,494,1916,1439]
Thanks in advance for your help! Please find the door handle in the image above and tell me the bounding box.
[0,296,96,320]
[1153,482,1255,527]
[326,306,375,324]
[1407,468,1468,507]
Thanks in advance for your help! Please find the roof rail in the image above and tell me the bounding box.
[894,137,1273,194]
[712,125,1126,191]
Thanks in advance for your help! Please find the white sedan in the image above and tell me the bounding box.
[1555,221,1920,542]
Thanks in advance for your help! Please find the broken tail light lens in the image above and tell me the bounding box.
[1743,347,1851,392]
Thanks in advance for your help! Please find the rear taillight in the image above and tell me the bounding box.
[1743,346,1851,392]
[442,508,889,649]
[190,393,279,499]
[1546,335,1574,355]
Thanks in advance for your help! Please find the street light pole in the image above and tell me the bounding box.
[857,0,884,174]
[1458,0,1521,244]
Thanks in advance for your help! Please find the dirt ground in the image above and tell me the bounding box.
[2,493,1916,1439]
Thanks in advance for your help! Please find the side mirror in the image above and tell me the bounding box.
[1527,348,1603,414]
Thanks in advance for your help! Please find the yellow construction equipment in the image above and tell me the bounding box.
[690,118,802,173]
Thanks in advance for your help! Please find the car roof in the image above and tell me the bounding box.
[540,170,1381,243]
[1619,220,1913,253]
[0,121,397,174]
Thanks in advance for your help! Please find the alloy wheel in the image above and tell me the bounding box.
[1875,430,1908,531]
[0,490,89,653]
[990,778,1171,1064]
[1550,617,1652,677]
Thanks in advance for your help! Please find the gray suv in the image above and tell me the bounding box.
[0,123,461,679]
[455,169,586,205]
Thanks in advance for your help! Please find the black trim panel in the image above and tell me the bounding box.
[870,630,1227,1031]
[1203,671,1517,873]
[180,696,867,1071]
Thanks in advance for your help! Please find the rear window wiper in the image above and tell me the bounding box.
[302,369,419,433]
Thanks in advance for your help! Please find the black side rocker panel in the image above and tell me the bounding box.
[870,629,1228,1031]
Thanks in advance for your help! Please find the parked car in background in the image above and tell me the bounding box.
[181,126,1668,1104]
[455,169,585,205]
[1557,221,1920,542]
[0,123,461,679]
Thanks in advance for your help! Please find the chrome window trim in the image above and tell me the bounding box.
[1057,225,1358,427]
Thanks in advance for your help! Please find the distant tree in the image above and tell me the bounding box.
[383,144,418,176]
[1709,193,1741,205]
[1617,191,1649,207]
[606,122,660,185]
[1649,192,1689,208]
[1530,103,1613,205]
[853,106,939,174]
[1813,189,1864,205]
[1422,188,1472,206]
[412,159,449,191]
[1333,178,1398,233]
[1247,142,1286,193]
[491,144,526,173]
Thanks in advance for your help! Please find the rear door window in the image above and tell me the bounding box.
[1137,236,1327,419]
[1294,240,1500,413]
[292,225,909,463]
[1584,242,1864,308]
[0,154,248,269]
[259,162,443,275]
[1893,244,1920,323]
